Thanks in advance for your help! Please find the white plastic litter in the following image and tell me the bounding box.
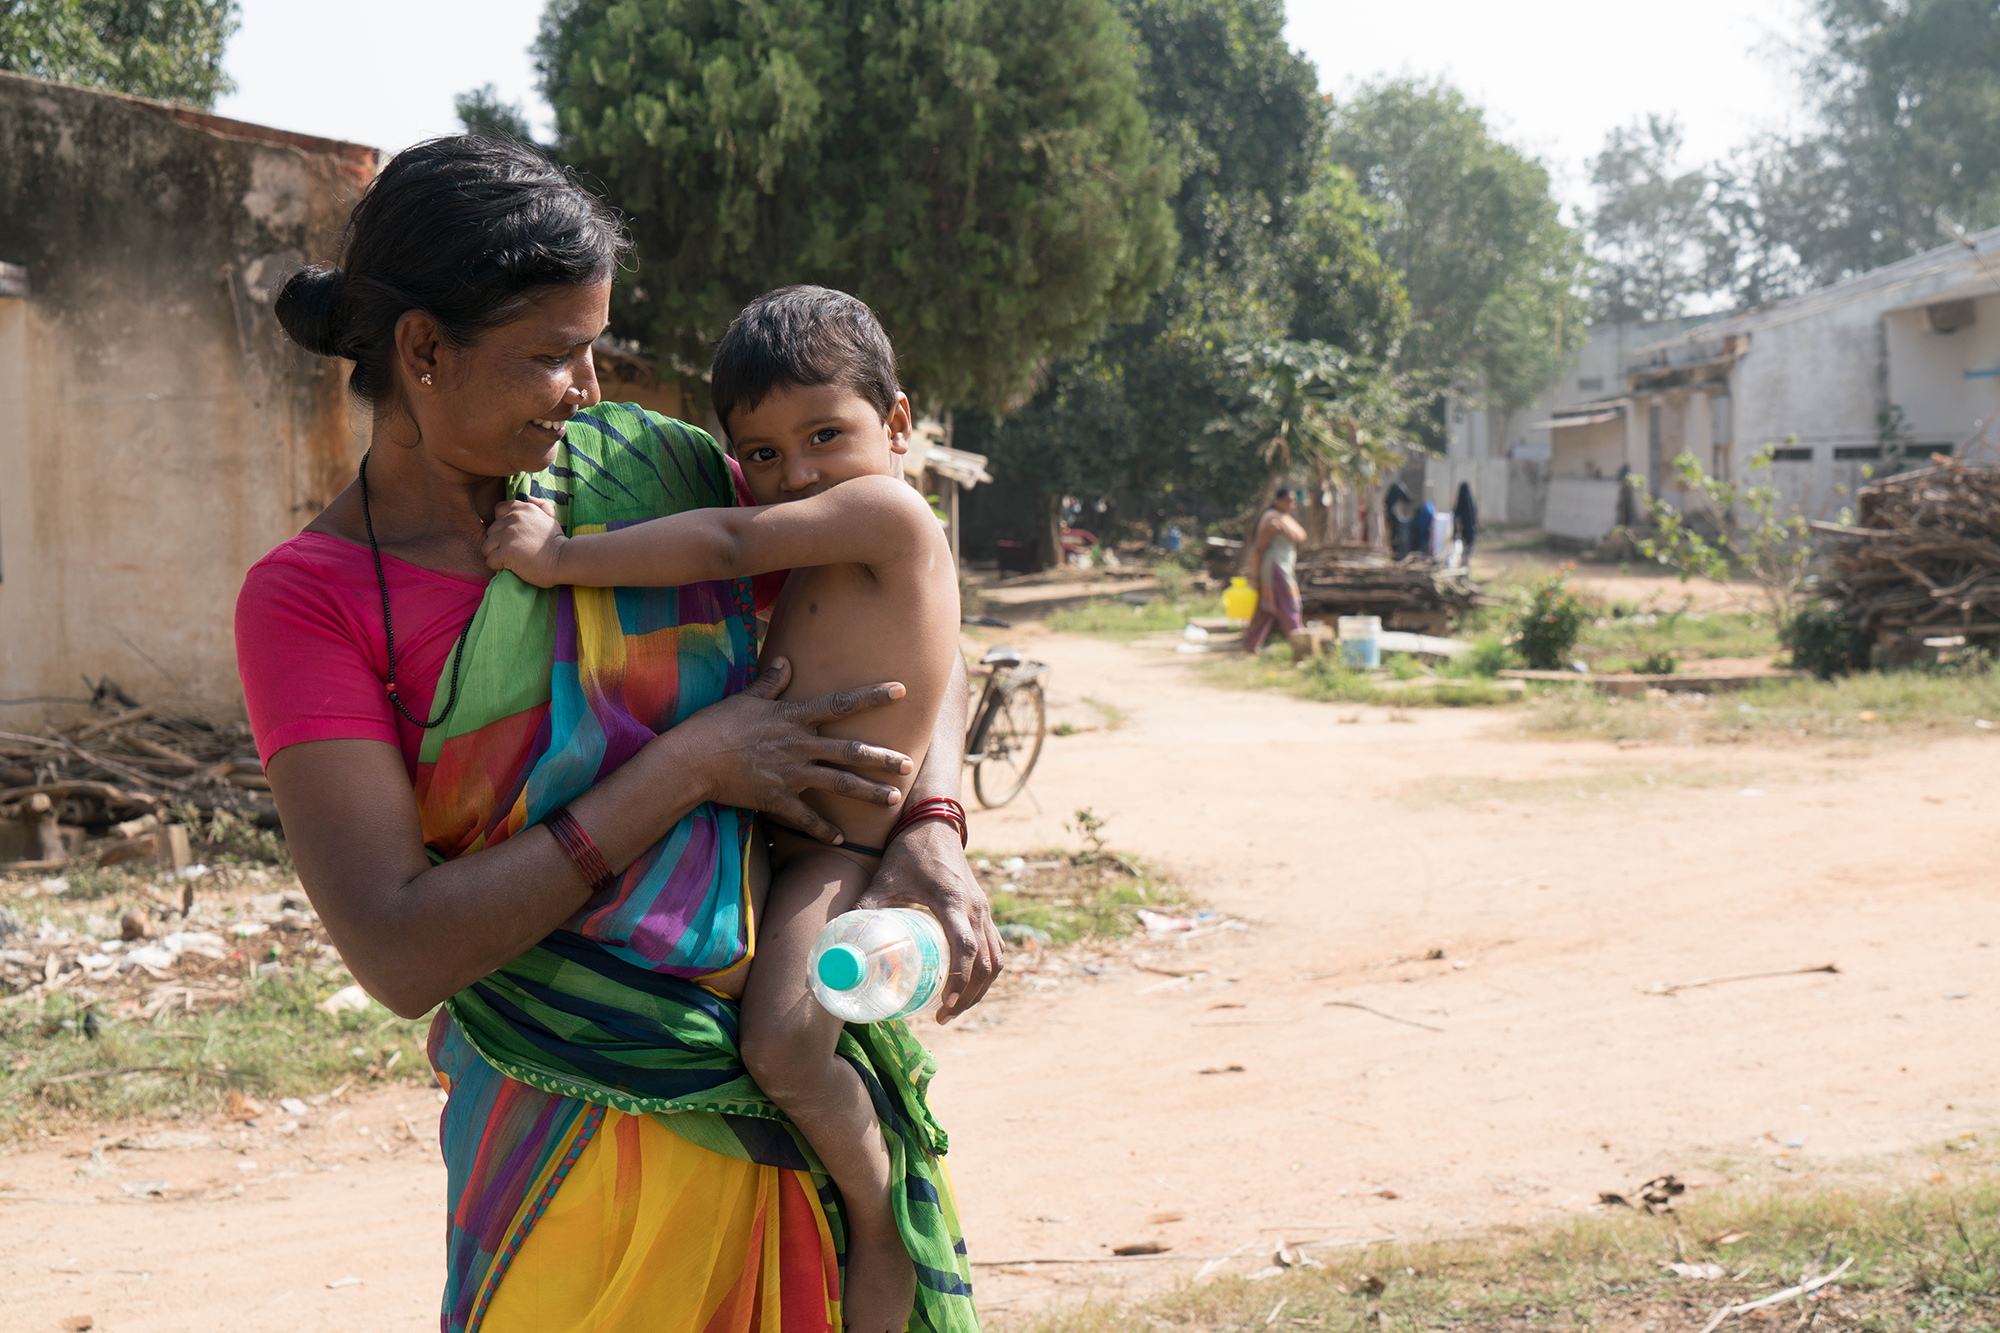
[318,984,371,1016]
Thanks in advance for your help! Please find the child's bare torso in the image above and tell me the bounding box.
[762,529,961,851]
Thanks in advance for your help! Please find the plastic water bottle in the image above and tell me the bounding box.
[807,907,947,1022]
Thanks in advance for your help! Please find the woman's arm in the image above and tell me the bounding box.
[1246,509,1276,579]
[485,475,931,589]
[856,654,1003,1022]
[1279,512,1308,543]
[269,658,915,1017]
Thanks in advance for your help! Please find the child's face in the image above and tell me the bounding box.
[726,382,911,505]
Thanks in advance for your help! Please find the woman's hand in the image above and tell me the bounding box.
[677,657,914,845]
[860,820,1001,1023]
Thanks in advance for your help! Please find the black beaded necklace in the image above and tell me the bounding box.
[359,452,474,729]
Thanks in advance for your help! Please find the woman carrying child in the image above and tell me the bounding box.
[235,137,995,1333]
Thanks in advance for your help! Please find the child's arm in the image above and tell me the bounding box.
[483,474,937,589]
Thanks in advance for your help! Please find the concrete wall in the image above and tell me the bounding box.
[1883,293,2000,449]
[1620,228,2000,522]
[0,73,375,718]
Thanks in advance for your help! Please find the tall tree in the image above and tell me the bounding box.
[957,0,1407,556]
[535,0,1177,412]
[0,0,238,109]
[1327,79,1584,419]
[454,83,539,144]
[1586,115,1728,323]
[1762,0,2000,285]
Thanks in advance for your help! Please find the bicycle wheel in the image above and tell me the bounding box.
[971,678,1045,809]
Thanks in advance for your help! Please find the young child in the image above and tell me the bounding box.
[483,285,960,1333]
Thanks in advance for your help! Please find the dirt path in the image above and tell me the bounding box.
[3,628,1994,1330]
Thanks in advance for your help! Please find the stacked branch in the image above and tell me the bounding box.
[0,692,271,872]
[1292,544,1484,630]
[1810,460,2000,642]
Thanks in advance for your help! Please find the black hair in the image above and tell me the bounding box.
[275,136,630,405]
[709,286,900,435]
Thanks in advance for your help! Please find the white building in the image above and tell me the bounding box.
[1428,315,1716,529]
[1543,227,2000,544]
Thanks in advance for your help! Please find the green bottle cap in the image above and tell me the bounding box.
[816,944,866,992]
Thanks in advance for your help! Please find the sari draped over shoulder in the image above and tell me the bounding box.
[415,405,976,1333]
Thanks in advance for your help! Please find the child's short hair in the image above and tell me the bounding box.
[710,286,900,435]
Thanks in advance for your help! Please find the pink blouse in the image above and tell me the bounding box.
[236,456,770,779]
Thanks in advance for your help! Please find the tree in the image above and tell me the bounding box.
[956,0,1408,559]
[1586,115,1728,323]
[454,84,539,145]
[1728,0,2000,288]
[1327,79,1585,420]
[1203,338,1407,503]
[535,0,1177,412]
[1121,0,1323,238]
[0,0,238,109]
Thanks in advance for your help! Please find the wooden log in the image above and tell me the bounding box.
[74,706,155,741]
[0,792,68,867]
[121,734,200,769]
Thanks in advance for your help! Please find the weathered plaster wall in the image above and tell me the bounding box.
[1883,294,2000,444]
[0,72,375,717]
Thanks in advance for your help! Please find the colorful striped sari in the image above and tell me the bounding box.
[414,404,976,1333]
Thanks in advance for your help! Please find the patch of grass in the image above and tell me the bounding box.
[1580,608,1779,672]
[0,975,431,1136]
[1081,695,1130,730]
[1044,576,1225,642]
[1523,669,2000,746]
[1203,650,1518,710]
[1414,766,1760,807]
[1017,1170,2000,1333]
[970,848,1190,946]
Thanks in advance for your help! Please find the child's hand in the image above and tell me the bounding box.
[483,498,568,587]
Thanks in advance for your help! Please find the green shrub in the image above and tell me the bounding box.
[1513,572,1588,670]
[1464,636,1513,677]
[1783,601,1864,679]
[1636,650,1677,675]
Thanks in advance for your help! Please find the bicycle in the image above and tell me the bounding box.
[963,641,1049,808]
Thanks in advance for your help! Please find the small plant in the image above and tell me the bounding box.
[1464,636,1512,677]
[1513,571,1588,670]
[1066,807,1109,858]
[1631,444,1817,633]
[1636,650,1678,675]
[1387,654,1420,681]
[1782,601,1863,679]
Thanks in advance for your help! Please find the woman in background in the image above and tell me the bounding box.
[1241,488,1308,654]
[1453,481,1480,567]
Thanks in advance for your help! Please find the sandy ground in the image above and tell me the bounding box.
[3,621,1995,1331]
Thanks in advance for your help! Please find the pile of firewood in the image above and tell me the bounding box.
[1810,461,2000,644]
[1,683,272,874]
[1294,545,1484,632]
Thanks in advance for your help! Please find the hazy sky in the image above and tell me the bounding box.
[215,0,1812,215]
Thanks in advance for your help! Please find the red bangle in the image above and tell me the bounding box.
[887,796,968,849]
[545,805,618,893]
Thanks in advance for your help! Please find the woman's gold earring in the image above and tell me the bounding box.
[420,373,434,387]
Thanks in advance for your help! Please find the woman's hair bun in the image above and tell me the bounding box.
[275,264,348,358]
